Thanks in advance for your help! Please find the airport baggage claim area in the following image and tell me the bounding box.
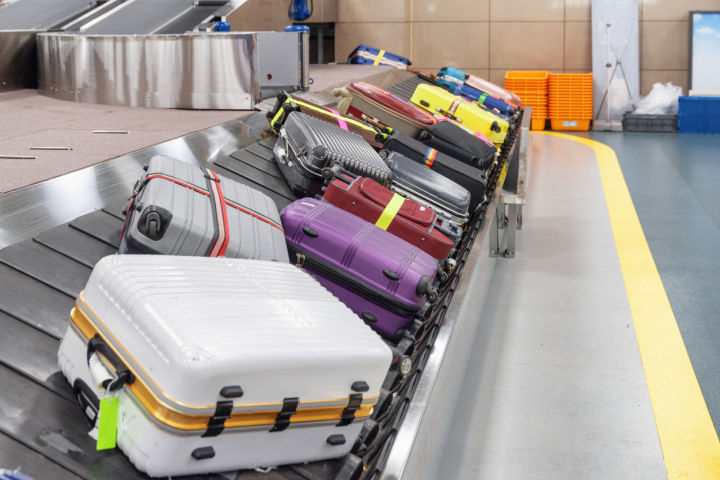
[1,1,720,479]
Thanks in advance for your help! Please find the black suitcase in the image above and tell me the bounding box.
[382,131,487,212]
[273,111,392,197]
[381,150,471,225]
[418,121,498,171]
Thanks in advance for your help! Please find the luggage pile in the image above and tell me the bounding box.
[56,69,521,478]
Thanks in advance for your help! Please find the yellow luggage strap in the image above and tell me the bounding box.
[270,106,285,128]
[279,98,378,134]
[373,49,386,66]
[375,193,405,230]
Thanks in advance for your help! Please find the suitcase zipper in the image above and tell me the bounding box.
[288,246,422,317]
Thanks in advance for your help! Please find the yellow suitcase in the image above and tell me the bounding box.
[410,84,510,146]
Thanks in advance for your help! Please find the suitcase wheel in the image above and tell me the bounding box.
[491,121,501,133]
[415,274,435,299]
[137,206,172,241]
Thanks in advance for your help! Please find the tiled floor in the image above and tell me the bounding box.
[435,133,669,479]
[590,131,720,436]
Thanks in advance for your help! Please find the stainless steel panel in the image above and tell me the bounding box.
[0,0,97,30]
[382,192,503,480]
[37,32,259,109]
[0,31,38,90]
[0,114,260,249]
[256,31,309,99]
[77,0,206,34]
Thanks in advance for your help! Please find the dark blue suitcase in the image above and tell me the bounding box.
[454,84,517,116]
[348,45,410,69]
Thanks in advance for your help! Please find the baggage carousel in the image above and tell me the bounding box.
[0,94,528,478]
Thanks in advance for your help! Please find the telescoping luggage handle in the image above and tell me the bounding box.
[415,98,502,133]
[268,91,384,143]
[119,165,283,254]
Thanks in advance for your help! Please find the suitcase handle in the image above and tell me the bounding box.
[87,334,135,392]
[73,379,100,427]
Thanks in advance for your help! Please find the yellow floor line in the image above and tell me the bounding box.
[534,131,720,479]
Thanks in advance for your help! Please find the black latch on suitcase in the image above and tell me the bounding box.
[202,400,233,437]
[271,396,299,432]
[337,393,363,426]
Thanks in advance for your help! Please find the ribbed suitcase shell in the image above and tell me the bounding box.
[323,173,456,259]
[334,82,437,138]
[438,67,522,107]
[382,132,487,212]
[382,150,471,224]
[418,120,498,170]
[58,255,392,477]
[267,93,385,148]
[119,155,288,262]
[411,84,510,146]
[274,111,391,197]
[281,198,438,339]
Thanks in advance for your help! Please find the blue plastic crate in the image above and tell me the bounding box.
[678,96,720,134]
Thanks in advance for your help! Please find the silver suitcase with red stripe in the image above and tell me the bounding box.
[119,155,289,262]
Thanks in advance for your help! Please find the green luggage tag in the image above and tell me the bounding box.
[96,397,119,450]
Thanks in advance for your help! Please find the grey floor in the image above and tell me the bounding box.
[590,131,720,436]
[436,133,668,479]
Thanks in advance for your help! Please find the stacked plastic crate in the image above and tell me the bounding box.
[678,96,720,134]
[504,71,548,131]
[548,73,593,131]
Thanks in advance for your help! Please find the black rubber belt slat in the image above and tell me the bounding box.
[0,264,74,339]
[102,202,127,220]
[244,141,276,162]
[34,225,117,269]
[69,209,123,248]
[0,241,91,298]
[386,76,430,102]
[259,135,278,149]
[229,149,285,181]
[290,460,344,480]
[0,311,65,390]
[214,154,296,200]
[0,431,82,480]
[211,163,293,210]
[0,364,144,480]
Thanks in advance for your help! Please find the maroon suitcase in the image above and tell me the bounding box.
[323,170,460,260]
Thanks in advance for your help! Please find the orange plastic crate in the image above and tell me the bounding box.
[505,71,549,94]
[531,117,546,131]
[550,119,591,131]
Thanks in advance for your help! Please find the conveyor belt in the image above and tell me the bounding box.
[0,110,518,479]
[385,76,430,102]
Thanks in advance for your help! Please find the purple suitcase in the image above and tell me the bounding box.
[281,198,439,340]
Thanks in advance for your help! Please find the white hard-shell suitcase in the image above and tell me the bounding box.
[57,255,392,478]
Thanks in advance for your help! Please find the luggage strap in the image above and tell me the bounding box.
[120,172,284,248]
[375,193,405,230]
[478,93,488,104]
[277,97,377,134]
[448,99,463,116]
[337,393,363,426]
[204,169,230,257]
[423,147,438,168]
[372,49,385,66]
